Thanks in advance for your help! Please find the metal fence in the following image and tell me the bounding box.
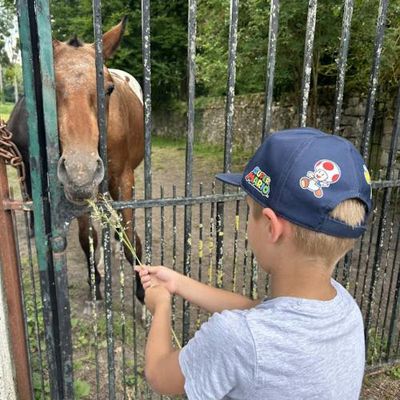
[0,0,399,399]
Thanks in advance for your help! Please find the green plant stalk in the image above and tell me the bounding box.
[87,196,182,349]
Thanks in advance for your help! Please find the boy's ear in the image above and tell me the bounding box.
[263,208,284,243]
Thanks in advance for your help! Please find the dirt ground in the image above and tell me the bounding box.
[10,142,400,398]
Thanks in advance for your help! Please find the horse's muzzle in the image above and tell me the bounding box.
[57,152,104,204]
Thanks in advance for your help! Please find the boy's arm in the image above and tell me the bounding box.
[137,266,260,313]
[175,273,260,313]
[144,287,185,395]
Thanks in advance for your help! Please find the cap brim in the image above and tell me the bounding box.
[215,172,242,186]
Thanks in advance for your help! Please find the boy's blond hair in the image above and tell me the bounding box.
[251,198,366,265]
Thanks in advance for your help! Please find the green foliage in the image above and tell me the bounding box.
[197,0,400,102]
[74,379,91,399]
[28,0,400,105]
[387,365,400,380]
[367,328,388,364]
[0,1,13,65]
[0,101,14,119]
[49,0,188,105]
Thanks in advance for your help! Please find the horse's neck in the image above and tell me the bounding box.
[109,69,143,105]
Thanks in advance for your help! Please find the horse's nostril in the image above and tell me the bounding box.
[57,156,68,183]
[95,158,104,181]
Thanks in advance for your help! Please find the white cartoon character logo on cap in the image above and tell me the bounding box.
[299,159,341,198]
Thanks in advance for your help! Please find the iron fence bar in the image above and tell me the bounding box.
[172,185,177,331]
[232,197,240,292]
[374,189,397,331]
[35,0,74,396]
[387,225,400,360]
[142,0,153,266]
[119,235,127,400]
[183,0,197,345]
[261,0,279,140]
[24,212,46,399]
[371,180,400,189]
[365,80,400,350]
[359,198,380,312]
[215,0,239,298]
[207,183,216,306]
[353,186,381,300]
[112,192,246,209]
[13,178,400,213]
[250,255,258,300]
[299,0,318,127]
[92,4,116,393]
[102,221,115,399]
[18,0,63,397]
[223,0,239,173]
[378,187,400,361]
[216,202,224,289]
[360,0,389,162]
[88,220,100,400]
[384,86,400,359]
[332,0,354,135]
[0,161,33,400]
[242,205,249,296]
[10,194,35,400]
[93,0,108,193]
[160,186,165,265]
[130,187,139,397]
[196,183,204,329]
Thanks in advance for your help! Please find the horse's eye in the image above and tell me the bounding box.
[106,84,115,96]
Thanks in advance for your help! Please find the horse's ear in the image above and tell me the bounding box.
[101,16,127,60]
[52,39,62,49]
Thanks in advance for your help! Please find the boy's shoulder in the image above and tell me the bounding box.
[244,280,363,341]
[205,280,361,335]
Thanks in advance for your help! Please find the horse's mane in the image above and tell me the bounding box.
[67,35,83,48]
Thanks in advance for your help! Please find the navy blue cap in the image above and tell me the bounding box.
[216,128,372,238]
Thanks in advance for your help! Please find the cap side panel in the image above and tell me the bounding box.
[273,138,316,209]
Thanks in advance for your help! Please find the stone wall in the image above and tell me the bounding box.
[153,94,398,175]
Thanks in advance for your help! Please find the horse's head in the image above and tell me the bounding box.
[54,18,126,204]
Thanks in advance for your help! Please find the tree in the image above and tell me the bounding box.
[0,1,13,102]
[50,0,188,105]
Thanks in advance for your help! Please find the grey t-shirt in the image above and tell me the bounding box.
[179,279,365,400]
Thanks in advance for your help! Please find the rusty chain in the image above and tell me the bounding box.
[0,119,29,200]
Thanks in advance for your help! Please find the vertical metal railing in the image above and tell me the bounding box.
[360,0,389,162]
[182,0,197,345]
[223,0,239,173]
[142,0,153,266]
[11,0,400,398]
[261,0,279,139]
[299,0,317,127]
[18,0,73,397]
[363,0,392,353]
[380,84,400,359]
[332,0,354,135]
[92,2,116,397]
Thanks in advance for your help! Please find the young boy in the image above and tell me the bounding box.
[136,127,372,399]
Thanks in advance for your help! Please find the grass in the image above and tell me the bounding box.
[152,135,252,166]
[0,102,14,121]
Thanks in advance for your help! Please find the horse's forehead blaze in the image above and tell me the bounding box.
[55,59,111,97]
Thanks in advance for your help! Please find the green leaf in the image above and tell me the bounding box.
[74,380,91,399]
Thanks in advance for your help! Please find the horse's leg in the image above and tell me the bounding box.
[110,169,144,303]
[77,214,102,300]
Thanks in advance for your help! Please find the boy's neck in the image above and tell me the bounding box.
[268,258,337,301]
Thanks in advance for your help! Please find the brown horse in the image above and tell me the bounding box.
[8,18,145,301]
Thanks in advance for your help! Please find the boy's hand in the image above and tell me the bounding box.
[135,266,181,294]
[144,285,171,315]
